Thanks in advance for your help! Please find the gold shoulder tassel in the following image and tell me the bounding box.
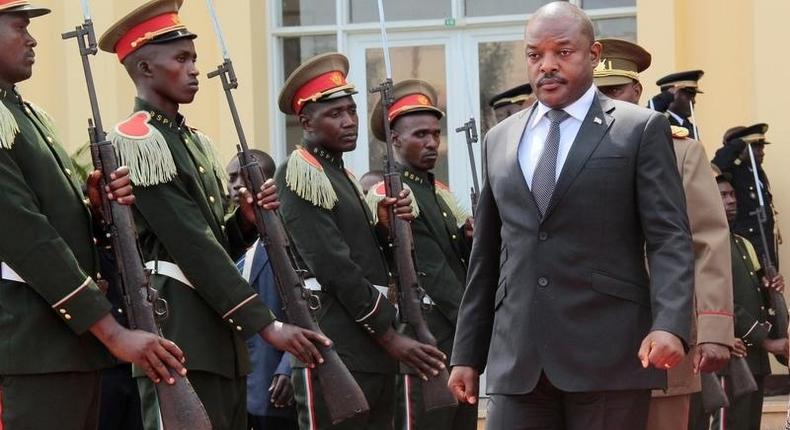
[435,181,470,227]
[0,102,19,150]
[193,129,229,192]
[108,111,177,187]
[285,147,338,210]
[27,102,58,138]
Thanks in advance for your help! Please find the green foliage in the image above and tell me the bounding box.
[69,143,92,184]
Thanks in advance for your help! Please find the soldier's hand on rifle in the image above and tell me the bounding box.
[463,216,474,240]
[638,330,685,370]
[86,166,136,215]
[762,338,789,357]
[375,327,446,380]
[763,273,785,292]
[693,342,731,373]
[448,366,479,405]
[260,321,332,368]
[269,374,294,408]
[732,338,748,358]
[376,189,415,230]
[89,314,186,385]
[239,179,280,226]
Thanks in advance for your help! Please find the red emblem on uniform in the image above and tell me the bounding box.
[115,111,153,139]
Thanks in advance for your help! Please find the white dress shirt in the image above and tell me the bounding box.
[667,110,684,125]
[517,84,597,188]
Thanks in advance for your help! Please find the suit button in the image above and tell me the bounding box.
[538,277,549,287]
[539,232,548,241]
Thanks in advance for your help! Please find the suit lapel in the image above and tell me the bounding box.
[542,93,615,221]
[506,105,540,213]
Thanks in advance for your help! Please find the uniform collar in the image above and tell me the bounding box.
[133,97,186,130]
[400,164,433,187]
[305,142,344,169]
[666,110,685,125]
[0,86,24,105]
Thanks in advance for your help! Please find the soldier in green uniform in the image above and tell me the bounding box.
[275,52,447,430]
[0,2,188,429]
[711,166,786,430]
[367,79,477,430]
[98,1,330,429]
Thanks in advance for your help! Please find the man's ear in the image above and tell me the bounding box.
[391,128,402,148]
[590,41,602,64]
[298,113,312,133]
[633,81,643,100]
[137,59,153,78]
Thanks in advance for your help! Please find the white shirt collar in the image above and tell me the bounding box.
[666,110,684,124]
[529,84,597,129]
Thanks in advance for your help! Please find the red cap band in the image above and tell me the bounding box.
[292,70,349,114]
[115,12,185,61]
[387,93,433,121]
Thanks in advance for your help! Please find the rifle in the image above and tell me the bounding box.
[202,0,369,424]
[370,0,457,412]
[745,143,788,338]
[455,118,480,215]
[62,2,211,429]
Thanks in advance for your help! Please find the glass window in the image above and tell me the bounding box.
[465,0,561,18]
[281,0,336,26]
[477,40,528,134]
[282,35,338,154]
[582,0,635,9]
[593,16,637,41]
[365,45,449,183]
[350,0,451,23]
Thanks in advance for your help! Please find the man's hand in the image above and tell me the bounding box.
[86,166,136,215]
[448,366,479,405]
[693,342,731,373]
[239,179,280,228]
[463,216,474,240]
[638,330,685,370]
[762,338,789,357]
[375,328,446,380]
[90,314,186,384]
[732,338,748,358]
[269,374,294,408]
[260,321,331,368]
[763,273,785,293]
[376,188,414,230]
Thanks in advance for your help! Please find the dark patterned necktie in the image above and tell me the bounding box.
[531,109,570,216]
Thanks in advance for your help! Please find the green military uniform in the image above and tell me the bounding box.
[0,85,115,428]
[276,52,399,429]
[711,234,773,430]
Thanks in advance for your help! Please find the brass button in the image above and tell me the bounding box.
[46,136,53,143]
[452,234,457,240]
[59,308,67,314]
[199,166,206,174]
[236,325,242,331]
[65,168,72,176]
[209,196,216,203]
[442,212,448,217]
[64,314,72,320]
[228,319,234,324]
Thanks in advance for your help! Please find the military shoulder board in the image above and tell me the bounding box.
[435,180,470,228]
[285,147,338,210]
[364,180,420,224]
[670,125,690,139]
[109,111,176,187]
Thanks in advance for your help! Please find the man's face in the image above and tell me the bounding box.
[752,143,765,165]
[668,87,696,117]
[493,102,527,124]
[0,13,36,86]
[300,96,358,153]
[718,180,738,224]
[598,80,642,104]
[146,39,200,105]
[392,113,442,172]
[525,16,601,108]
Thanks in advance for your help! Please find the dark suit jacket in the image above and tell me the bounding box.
[451,93,694,394]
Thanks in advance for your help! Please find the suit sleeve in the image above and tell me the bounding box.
[451,133,502,371]
[637,113,694,346]
[0,148,111,334]
[133,179,275,339]
[275,169,397,338]
[681,141,735,346]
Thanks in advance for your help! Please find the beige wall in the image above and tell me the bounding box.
[19,0,269,166]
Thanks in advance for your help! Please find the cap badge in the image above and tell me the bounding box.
[417,95,429,105]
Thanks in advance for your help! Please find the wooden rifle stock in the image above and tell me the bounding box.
[63,11,211,429]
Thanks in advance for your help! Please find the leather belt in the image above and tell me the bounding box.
[144,261,194,289]
[303,278,435,305]
[1,262,25,283]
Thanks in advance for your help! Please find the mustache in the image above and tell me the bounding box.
[537,73,567,87]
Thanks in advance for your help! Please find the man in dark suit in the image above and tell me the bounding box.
[447,2,694,429]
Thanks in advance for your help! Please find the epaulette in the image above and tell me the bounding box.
[364,180,420,224]
[671,125,690,139]
[191,129,229,192]
[108,111,176,187]
[435,180,470,227]
[345,168,365,198]
[0,102,20,149]
[26,102,58,139]
[285,147,338,210]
